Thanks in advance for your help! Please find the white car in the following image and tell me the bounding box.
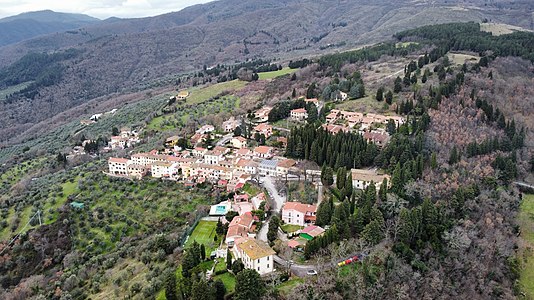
[306,269,318,276]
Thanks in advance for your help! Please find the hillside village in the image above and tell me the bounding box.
[105,94,397,275]
[2,18,533,300]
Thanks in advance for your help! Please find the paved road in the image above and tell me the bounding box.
[274,255,316,277]
[317,182,324,205]
[216,133,234,146]
[257,217,269,242]
[262,176,286,211]
[515,181,534,190]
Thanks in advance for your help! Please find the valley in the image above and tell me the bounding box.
[0,1,533,299]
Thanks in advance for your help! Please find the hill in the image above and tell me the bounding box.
[0,0,533,147]
[0,10,100,47]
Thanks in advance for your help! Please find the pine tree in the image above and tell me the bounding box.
[448,146,459,165]
[376,87,384,101]
[226,248,232,270]
[165,270,178,300]
[385,90,393,104]
[391,162,403,195]
[235,269,266,300]
[430,152,438,169]
[394,76,403,93]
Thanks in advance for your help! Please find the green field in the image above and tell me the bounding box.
[281,224,303,233]
[185,220,220,255]
[519,194,534,298]
[277,278,304,295]
[213,272,236,292]
[335,95,387,112]
[258,67,295,80]
[0,81,33,100]
[186,80,247,105]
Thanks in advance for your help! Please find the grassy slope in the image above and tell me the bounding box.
[147,80,245,132]
[184,220,220,256]
[258,67,295,80]
[519,194,534,298]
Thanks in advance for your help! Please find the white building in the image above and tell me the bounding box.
[197,124,215,134]
[281,202,317,226]
[223,117,242,133]
[231,137,248,149]
[233,237,275,275]
[351,169,390,190]
[254,146,274,159]
[290,108,308,121]
[108,158,129,175]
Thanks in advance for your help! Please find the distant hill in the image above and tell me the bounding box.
[0,10,100,47]
[0,0,532,144]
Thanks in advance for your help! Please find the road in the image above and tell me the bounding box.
[262,176,286,211]
[317,182,324,205]
[257,217,269,242]
[515,181,534,191]
[216,133,234,146]
[273,255,316,277]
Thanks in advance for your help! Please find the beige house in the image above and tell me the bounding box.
[231,136,248,149]
[254,106,273,123]
[290,108,308,121]
[253,123,273,138]
[233,237,275,275]
[223,117,242,132]
[351,169,390,190]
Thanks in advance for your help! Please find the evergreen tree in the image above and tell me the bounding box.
[226,248,233,270]
[361,220,384,246]
[316,198,333,226]
[200,244,206,261]
[385,90,393,104]
[448,146,459,165]
[214,280,226,300]
[165,270,178,300]
[235,269,266,300]
[430,152,438,169]
[321,165,334,187]
[191,278,214,300]
[376,87,384,101]
[394,76,403,93]
[232,259,245,275]
[391,162,403,195]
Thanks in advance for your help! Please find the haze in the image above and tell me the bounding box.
[0,0,215,19]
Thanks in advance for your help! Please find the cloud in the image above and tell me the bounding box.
[0,0,215,19]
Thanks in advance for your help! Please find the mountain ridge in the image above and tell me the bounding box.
[0,0,532,145]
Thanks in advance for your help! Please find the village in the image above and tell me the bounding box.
[105,94,398,276]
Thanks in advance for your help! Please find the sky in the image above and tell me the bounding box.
[0,0,215,19]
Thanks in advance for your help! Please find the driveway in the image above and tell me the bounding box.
[262,176,286,211]
[274,255,317,277]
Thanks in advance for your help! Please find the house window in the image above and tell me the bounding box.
[267,264,269,268]
[257,267,260,271]
[257,259,260,263]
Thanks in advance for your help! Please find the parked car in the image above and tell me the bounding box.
[306,269,318,276]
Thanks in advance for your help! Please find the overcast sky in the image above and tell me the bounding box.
[0,0,215,19]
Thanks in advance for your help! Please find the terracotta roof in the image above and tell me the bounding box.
[291,108,307,114]
[237,238,275,260]
[254,123,272,131]
[229,212,254,228]
[282,202,317,214]
[287,240,301,248]
[254,146,274,154]
[109,157,129,163]
[301,225,325,237]
[277,159,296,169]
